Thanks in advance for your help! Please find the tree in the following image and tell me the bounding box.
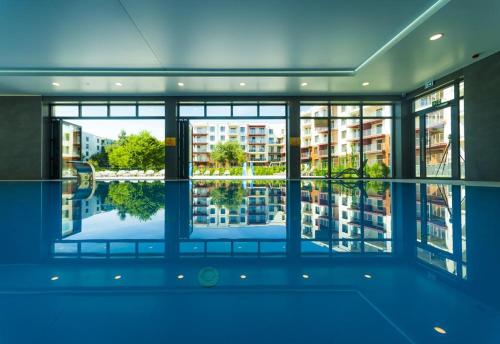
[88,149,109,170]
[107,131,165,170]
[210,182,245,210]
[211,141,246,167]
[106,181,165,221]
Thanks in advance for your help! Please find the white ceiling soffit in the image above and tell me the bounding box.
[0,0,446,77]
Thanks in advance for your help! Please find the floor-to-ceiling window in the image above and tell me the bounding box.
[413,80,464,179]
[178,101,287,178]
[51,101,166,179]
[300,102,393,178]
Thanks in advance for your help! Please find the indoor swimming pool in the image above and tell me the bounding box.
[0,179,498,343]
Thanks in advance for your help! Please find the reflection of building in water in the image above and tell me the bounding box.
[301,181,392,253]
[191,182,286,229]
[61,182,111,238]
[416,184,466,278]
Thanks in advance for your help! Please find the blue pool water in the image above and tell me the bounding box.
[0,179,499,343]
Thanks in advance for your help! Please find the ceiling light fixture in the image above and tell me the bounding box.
[177,82,184,87]
[433,326,446,334]
[239,82,246,87]
[429,33,444,41]
[114,82,123,87]
[51,82,60,87]
[362,82,370,87]
[301,82,308,87]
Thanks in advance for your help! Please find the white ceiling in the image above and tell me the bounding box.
[0,0,498,96]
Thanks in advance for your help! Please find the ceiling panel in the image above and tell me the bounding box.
[0,0,498,95]
[0,0,160,68]
[120,0,436,69]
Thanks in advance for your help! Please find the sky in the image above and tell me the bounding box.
[68,119,165,140]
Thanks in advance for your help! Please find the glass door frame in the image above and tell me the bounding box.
[412,79,462,180]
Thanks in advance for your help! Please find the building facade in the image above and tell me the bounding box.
[192,122,286,167]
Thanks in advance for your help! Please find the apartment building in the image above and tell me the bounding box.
[82,132,114,161]
[192,122,286,167]
[300,105,391,175]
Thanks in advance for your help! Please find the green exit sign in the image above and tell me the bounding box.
[432,99,442,107]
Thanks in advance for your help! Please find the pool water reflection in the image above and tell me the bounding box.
[0,179,498,343]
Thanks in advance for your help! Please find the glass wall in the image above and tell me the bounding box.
[300,103,392,178]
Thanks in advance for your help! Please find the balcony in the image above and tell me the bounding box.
[363,128,384,139]
[363,144,383,153]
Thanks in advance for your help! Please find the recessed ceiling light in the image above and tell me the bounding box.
[301,82,308,87]
[302,274,310,279]
[177,82,185,87]
[433,326,446,334]
[50,276,59,281]
[240,274,247,279]
[364,274,372,279]
[177,274,184,280]
[429,33,443,41]
[362,82,370,87]
[239,82,246,87]
[114,82,123,87]
[114,275,122,280]
[51,82,60,87]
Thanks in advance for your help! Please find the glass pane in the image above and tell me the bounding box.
[301,118,329,177]
[260,105,286,117]
[300,105,328,118]
[332,183,363,252]
[415,116,420,177]
[426,184,453,253]
[459,81,464,97]
[331,118,360,177]
[82,105,107,117]
[53,105,78,117]
[331,105,360,117]
[139,105,165,117]
[363,119,392,178]
[207,105,231,117]
[301,180,331,253]
[110,105,136,117]
[363,105,392,117]
[233,105,257,117]
[179,105,204,117]
[363,182,392,240]
[414,85,454,112]
[61,122,82,178]
[425,107,452,178]
[459,99,465,179]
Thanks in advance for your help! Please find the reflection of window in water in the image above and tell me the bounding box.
[416,184,467,279]
[300,181,392,254]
